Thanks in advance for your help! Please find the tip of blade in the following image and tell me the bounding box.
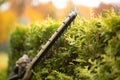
[72,7,77,15]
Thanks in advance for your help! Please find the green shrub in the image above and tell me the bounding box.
[9,10,120,80]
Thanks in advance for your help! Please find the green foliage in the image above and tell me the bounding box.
[0,69,7,80]
[9,10,120,80]
[0,53,8,80]
[8,25,28,73]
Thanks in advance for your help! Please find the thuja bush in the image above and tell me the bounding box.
[9,10,120,80]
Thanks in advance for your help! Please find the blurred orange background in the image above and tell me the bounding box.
[0,0,120,45]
